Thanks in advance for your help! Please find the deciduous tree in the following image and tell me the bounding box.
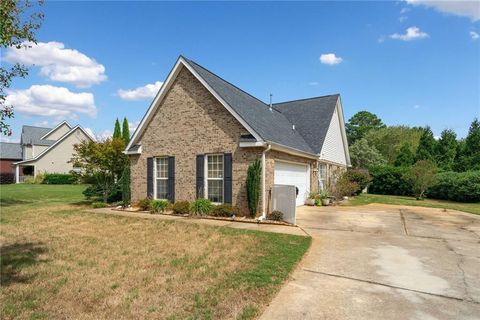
[404,160,437,200]
[0,0,44,135]
[349,138,387,169]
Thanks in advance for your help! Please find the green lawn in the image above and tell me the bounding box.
[347,193,480,215]
[0,184,310,319]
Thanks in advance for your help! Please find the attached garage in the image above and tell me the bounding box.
[274,161,310,207]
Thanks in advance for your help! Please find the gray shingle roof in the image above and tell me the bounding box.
[21,125,56,146]
[273,95,339,154]
[0,142,22,159]
[183,57,316,155]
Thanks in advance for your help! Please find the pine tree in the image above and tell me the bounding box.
[113,118,121,139]
[122,117,130,143]
[394,143,415,167]
[416,126,436,162]
[435,129,457,171]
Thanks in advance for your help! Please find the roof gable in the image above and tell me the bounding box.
[40,121,72,140]
[273,95,339,154]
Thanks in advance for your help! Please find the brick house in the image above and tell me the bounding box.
[125,56,350,216]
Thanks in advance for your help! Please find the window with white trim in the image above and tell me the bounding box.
[206,154,223,203]
[155,157,168,199]
[318,163,327,191]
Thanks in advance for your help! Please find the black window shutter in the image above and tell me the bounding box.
[168,156,175,203]
[147,157,154,198]
[196,155,204,198]
[224,153,232,204]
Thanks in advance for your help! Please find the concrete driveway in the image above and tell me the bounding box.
[260,204,480,320]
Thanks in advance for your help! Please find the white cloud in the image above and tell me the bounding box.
[399,15,408,22]
[34,120,51,128]
[414,104,421,109]
[319,53,343,65]
[405,0,480,21]
[5,85,97,119]
[0,136,20,143]
[470,31,480,40]
[4,41,107,87]
[308,81,320,86]
[128,120,140,133]
[96,129,112,141]
[390,26,429,41]
[117,81,163,100]
[400,7,410,14]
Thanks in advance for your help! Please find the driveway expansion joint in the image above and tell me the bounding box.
[302,268,480,304]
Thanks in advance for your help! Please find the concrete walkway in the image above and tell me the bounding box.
[260,204,480,320]
[87,208,308,236]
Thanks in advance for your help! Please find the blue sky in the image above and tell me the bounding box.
[2,1,479,142]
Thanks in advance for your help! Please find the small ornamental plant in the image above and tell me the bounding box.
[190,198,213,216]
[151,199,169,214]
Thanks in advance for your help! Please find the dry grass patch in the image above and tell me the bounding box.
[1,185,310,319]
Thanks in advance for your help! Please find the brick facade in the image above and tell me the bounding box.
[129,66,344,215]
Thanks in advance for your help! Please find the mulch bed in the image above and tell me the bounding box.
[111,207,294,226]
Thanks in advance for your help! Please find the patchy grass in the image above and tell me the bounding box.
[0,184,310,319]
[347,193,480,215]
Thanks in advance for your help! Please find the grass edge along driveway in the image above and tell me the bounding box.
[347,193,480,215]
[0,184,311,320]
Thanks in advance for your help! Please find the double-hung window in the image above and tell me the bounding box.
[318,163,327,191]
[206,154,224,203]
[155,157,168,199]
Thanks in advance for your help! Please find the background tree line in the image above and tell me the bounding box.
[345,111,480,202]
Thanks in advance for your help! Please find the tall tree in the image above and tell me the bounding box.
[346,111,386,145]
[435,129,457,171]
[416,126,436,162]
[364,126,423,164]
[349,138,387,169]
[394,143,415,167]
[0,0,44,135]
[460,118,480,170]
[121,117,130,143]
[113,118,121,139]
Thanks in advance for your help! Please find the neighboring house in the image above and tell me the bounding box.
[125,56,350,216]
[0,143,22,174]
[1,121,95,183]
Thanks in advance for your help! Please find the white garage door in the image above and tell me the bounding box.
[274,161,310,207]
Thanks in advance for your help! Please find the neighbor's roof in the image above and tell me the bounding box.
[273,94,339,154]
[21,125,56,146]
[0,142,22,160]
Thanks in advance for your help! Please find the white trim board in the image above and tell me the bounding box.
[40,121,72,140]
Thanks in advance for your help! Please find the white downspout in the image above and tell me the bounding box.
[15,165,20,184]
[261,144,271,219]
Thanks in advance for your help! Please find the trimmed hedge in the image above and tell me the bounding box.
[43,173,76,184]
[0,173,15,184]
[427,171,480,203]
[368,166,413,196]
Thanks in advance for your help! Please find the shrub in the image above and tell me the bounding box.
[0,173,14,184]
[121,165,131,207]
[211,204,238,217]
[151,199,169,213]
[172,200,190,214]
[428,171,480,203]
[246,159,261,218]
[137,198,152,211]
[92,202,108,208]
[190,198,213,216]
[343,169,371,195]
[267,210,283,221]
[404,160,437,199]
[368,165,413,196]
[43,173,76,184]
[330,173,359,200]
